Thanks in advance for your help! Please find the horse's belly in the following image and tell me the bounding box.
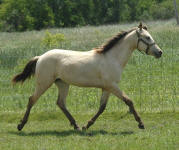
[56,63,121,88]
[60,75,103,88]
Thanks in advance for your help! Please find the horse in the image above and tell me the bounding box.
[12,23,163,131]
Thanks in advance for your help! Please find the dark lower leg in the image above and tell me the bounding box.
[83,103,106,130]
[123,97,144,129]
[58,104,79,130]
[17,96,33,131]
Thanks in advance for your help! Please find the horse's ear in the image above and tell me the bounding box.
[138,22,142,31]
[143,25,148,30]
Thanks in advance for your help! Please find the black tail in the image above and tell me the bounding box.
[12,56,39,84]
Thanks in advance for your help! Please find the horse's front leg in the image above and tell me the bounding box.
[82,89,110,130]
[109,83,144,129]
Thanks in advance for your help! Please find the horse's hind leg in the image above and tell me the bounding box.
[17,79,53,131]
[55,79,80,130]
[82,89,110,130]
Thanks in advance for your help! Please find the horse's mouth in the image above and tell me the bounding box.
[155,54,162,59]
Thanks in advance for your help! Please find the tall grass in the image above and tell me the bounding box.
[0,19,178,113]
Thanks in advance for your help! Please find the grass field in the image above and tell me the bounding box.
[0,112,179,150]
[0,19,178,150]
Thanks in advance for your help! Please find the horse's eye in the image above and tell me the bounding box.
[146,36,151,40]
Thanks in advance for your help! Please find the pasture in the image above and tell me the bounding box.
[0,20,178,150]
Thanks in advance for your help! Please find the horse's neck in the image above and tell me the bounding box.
[107,31,137,68]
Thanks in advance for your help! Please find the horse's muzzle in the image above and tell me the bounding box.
[155,50,163,58]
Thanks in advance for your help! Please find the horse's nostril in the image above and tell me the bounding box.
[159,51,162,55]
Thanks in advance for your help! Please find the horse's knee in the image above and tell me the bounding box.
[56,98,65,109]
[28,95,38,107]
[27,96,34,108]
[127,100,133,106]
[123,97,133,106]
[99,103,107,113]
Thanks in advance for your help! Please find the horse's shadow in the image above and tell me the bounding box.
[9,129,134,137]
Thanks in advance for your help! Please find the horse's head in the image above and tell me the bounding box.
[136,22,163,58]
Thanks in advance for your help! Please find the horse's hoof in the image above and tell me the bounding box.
[138,124,145,129]
[17,124,23,131]
[74,126,81,131]
[82,126,87,131]
[76,128,81,131]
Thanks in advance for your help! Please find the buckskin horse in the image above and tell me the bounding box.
[12,23,163,131]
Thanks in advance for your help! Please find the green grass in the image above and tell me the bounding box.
[0,19,179,149]
[0,112,178,150]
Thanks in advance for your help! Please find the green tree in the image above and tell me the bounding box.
[150,0,174,20]
[0,0,178,31]
[0,0,54,31]
[27,0,54,30]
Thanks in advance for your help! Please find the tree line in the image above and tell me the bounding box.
[0,0,177,32]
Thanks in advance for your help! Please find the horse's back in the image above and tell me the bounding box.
[35,49,104,87]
